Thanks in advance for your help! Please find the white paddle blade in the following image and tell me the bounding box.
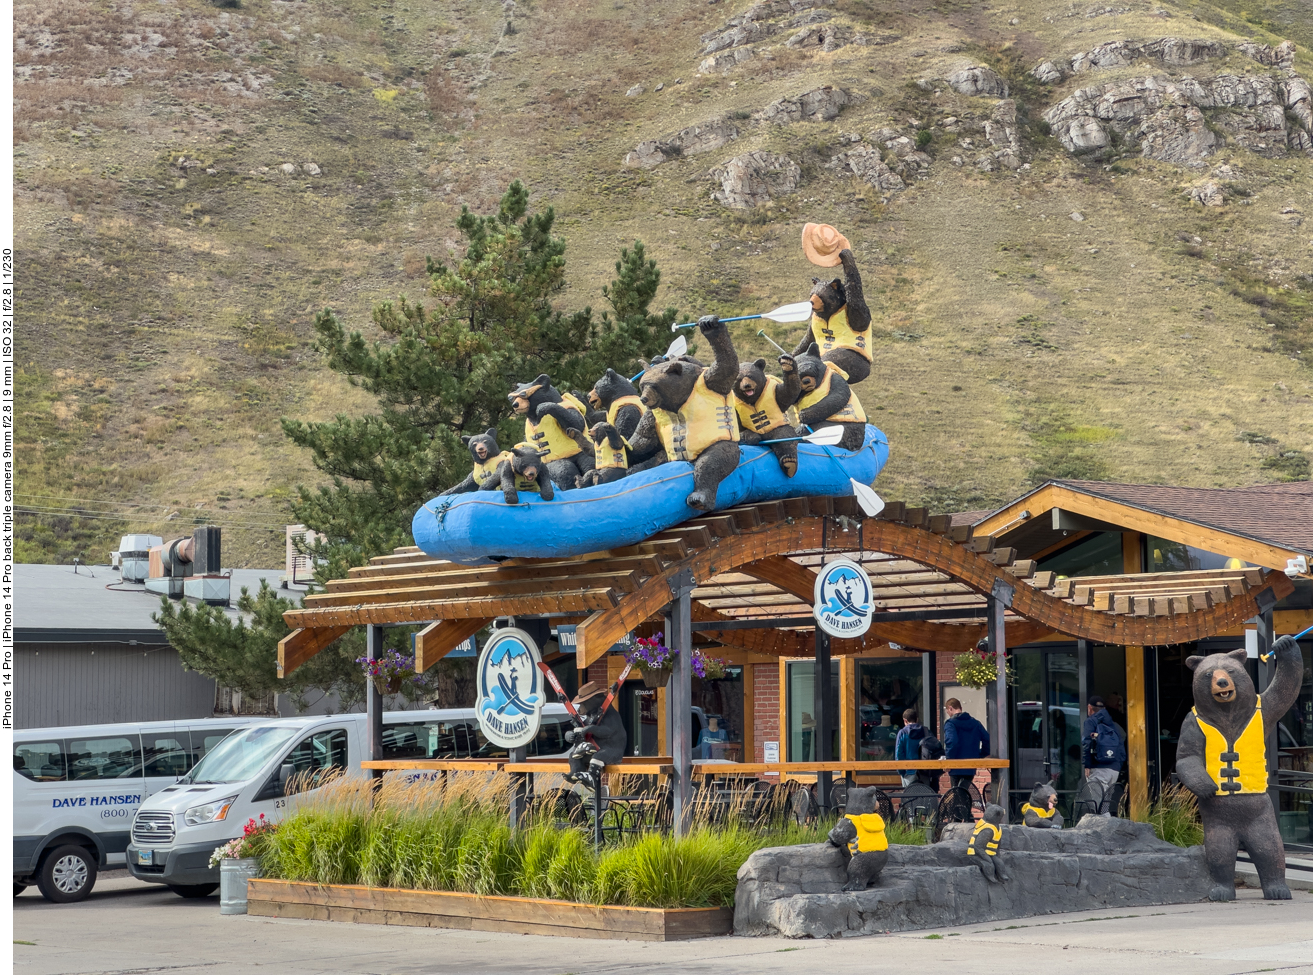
[760,300,815,324]
[850,479,885,517]
[667,335,688,358]
[805,426,845,446]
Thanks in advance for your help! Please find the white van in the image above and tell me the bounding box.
[13,717,254,903]
[125,707,573,898]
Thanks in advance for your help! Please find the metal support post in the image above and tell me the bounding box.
[814,629,833,812]
[1255,604,1278,816]
[508,745,529,830]
[989,579,1012,814]
[366,623,384,780]
[668,568,696,837]
[663,611,674,758]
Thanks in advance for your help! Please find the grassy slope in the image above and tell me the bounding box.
[14,0,1313,565]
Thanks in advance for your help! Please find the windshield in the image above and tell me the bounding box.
[181,725,298,784]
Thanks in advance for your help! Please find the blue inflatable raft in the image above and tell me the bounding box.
[412,425,890,564]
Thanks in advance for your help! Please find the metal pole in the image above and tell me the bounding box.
[670,569,695,837]
[366,623,384,780]
[663,611,674,758]
[1256,607,1279,816]
[814,629,833,812]
[989,580,1012,815]
[508,745,528,830]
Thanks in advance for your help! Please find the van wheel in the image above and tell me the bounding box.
[37,846,97,904]
[14,882,27,896]
[167,883,218,899]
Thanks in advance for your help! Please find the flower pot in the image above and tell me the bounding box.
[219,857,261,915]
[372,675,405,696]
[642,668,671,688]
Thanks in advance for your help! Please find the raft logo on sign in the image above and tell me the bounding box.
[476,628,544,749]
[813,558,874,638]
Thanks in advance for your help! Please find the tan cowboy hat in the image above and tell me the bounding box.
[801,223,851,267]
[573,681,605,705]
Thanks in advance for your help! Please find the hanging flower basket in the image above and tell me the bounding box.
[642,668,672,688]
[357,649,426,697]
[954,648,1013,689]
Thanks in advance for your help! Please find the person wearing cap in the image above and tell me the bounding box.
[795,223,873,385]
[1082,695,1126,816]
[563,680,627,789]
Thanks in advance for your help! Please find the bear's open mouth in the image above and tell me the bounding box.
[1213,687,1235,702]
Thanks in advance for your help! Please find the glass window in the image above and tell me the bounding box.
[694,666,745,761]
[1038,532,1123,578]
[1275,639,1313,850]
[142,734,191,779]
[1147,536,1242,573]
[856,658,923,761]
[184,725,298,784]
[15,741,65,782]
[469,714,574,758]
[788,661,838,762]
[66,736,142,781]
[187,728,240,767]
[287,729,349,779]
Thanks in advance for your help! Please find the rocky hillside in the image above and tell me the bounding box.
[14,0,1313,566]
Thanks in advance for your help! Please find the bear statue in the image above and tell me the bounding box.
[733,354,802,477]
[586,368,645,440]
[622,316,741,512]
[967,802,1011,884]
[795,344,868,452]
[1176,635,1302,902]
[826,786,889,890]
[508,375,594,491]
[563,681,627,790]
[1021,782,1065,829]
[477,442,554,505]
[791,247,872,385]
[577,422,630,487]
[440,429,510,495]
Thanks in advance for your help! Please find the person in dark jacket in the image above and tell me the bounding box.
[943,698,990,793]
[916,735,945,792]
[1081,695,1125,816]
[893,708,927,787]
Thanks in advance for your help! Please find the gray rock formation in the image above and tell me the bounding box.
[946,65,1009,98]
[735,817,1211,938]
[1238,40,1296,69]
[985,98,1024,169]
[624,119,739,169]
[1033,59,1071,84]
[702,20,778,55]
[1189,180,1225,206]
[760,86,852,123]
[828,147,906,195]
[700,47,755,74]
[786,22,852,52]
[1070,37,1226,73]
[709,151,801,207]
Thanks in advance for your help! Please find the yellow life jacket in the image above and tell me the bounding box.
[525,392,588,463]
[592,394,644,471]
[798,363,867,425]
[606,394,644,427]
[1020,802,1056,821]
[472,450,513,484]
[733,376,800,435]
[1193,696,1267,796]
[967,820,1001,856]
[843,813,888,855]
[810,305,871,363]
[653,373,739,462]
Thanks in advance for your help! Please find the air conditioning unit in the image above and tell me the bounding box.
[114,534,163,583]
[145,527,231,605]
[285,524,324,587]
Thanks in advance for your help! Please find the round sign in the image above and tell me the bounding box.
[475,627,545,749]
[812,558,875,638]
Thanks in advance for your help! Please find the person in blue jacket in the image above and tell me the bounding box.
[1081,695,1126,816]
[943,697,990,793]
[893,708,927,787]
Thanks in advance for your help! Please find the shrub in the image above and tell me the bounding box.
[1137,784,1203,848]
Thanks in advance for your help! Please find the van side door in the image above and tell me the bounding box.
[252,727,350,816]
[61,733,147,865]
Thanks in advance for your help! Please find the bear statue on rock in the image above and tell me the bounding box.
[827,786,889,890]
[967,803,1011,884]
[441,429,510,495]
[586,369,645,440]
[507,375,594,491]
[795,344,868,452]
[1176,635,1302,902]
[792,247,872,385]
[733,354,802,477]
[623,316,741,512]
[1021,782,1065,829]
[563,681,627,790]
[478,442,554,506]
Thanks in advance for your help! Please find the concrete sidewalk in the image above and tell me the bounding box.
[13,878,1313,975]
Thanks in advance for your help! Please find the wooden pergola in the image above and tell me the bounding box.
[278,495,1295,829]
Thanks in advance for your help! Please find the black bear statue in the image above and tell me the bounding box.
[1176,635,1302,901]
[563,681,627,790]
[733,354,802,477]
[967,803,1011,884]
[795,344,868,451]
[477,442,554,505]
[826,786,889,890]
[440,429,511,495]
[507,375,594,491]
[1020,783,1065,829]
[792,247,872,385]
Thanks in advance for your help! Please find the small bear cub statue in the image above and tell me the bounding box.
[1021,782,1064,829]
[478,442,553,505]
[967,803,1011,884]
[827,786,889,891]
[441,429,510,495]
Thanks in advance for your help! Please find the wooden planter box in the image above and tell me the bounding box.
[246,879,733,941]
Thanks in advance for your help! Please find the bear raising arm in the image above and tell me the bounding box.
[623,410,665,465]
[698,316,740,396]
[1263,635,1304,731]
[535,401,585,432]
[774,353,801,409]
[827,816,857,849]
[837,248,871,333]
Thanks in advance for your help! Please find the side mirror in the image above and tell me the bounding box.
[278,763,294,794]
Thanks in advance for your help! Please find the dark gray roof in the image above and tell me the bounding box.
[16,565,305,643]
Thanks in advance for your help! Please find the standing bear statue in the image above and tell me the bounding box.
[794,225,873,385]
[563,681,627,790]
[507,375,593,491]
[826,786,889,890]
[1176,634,1302,901]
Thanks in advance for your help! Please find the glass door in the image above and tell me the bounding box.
[1012,648,1083,812]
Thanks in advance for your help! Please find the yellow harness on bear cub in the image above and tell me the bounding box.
[525,392,588,463]
[810,305,871,363]
[967,820,1001,857]
[798,362,867,425]
[733,376,800,435]
[843,813,888,855]
[472,451,514,485]
[591,394,644,472]
[653,373,739,462]
[1193,695,1267,795]
[1020,802,1056,821]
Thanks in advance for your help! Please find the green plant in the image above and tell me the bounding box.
[884,819,928,845]
[1135,784,1203,848]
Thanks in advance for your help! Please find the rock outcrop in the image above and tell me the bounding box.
[983,98,1024,170]
[735,817,1211,939]
[1036,36,1228,83]
[699,0,837,63]
[759,85,852,123]
[1238,40,1296,69]
[946,65,1008,98]
[709,151,801,207]
[828,147,906,196]
[624,119,739,169]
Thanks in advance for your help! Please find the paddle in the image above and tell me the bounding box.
[670,300,813,332]
[1262,624,1313,662]
[849,478,886,518]
[630,334,688,382]
[757,425,845,447]
[757,329,790,356]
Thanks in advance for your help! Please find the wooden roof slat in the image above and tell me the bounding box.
[877,500,905,522]
[688,513,740,537]
[329,556,664,593]
[304,570,639,609]
[287,589,621,629]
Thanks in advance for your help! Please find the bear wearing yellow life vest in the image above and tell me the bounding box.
[441,429,511,495]
[733,355,802,477]
[1020,782,1064,829]
[622,316,741,512]
[967,802,1011,884]
[477,442,554,506]
[508,374,594,491]
[826,786,889,890]
[791,248,872,385]
[795,344,868,451]
[586,369,645,441]
[1176,636,1301,902]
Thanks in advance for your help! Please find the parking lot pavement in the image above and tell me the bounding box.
[14,885,1313,975]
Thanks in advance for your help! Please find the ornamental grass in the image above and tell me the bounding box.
[258,772,925,908]
[1135,783,1204,848]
